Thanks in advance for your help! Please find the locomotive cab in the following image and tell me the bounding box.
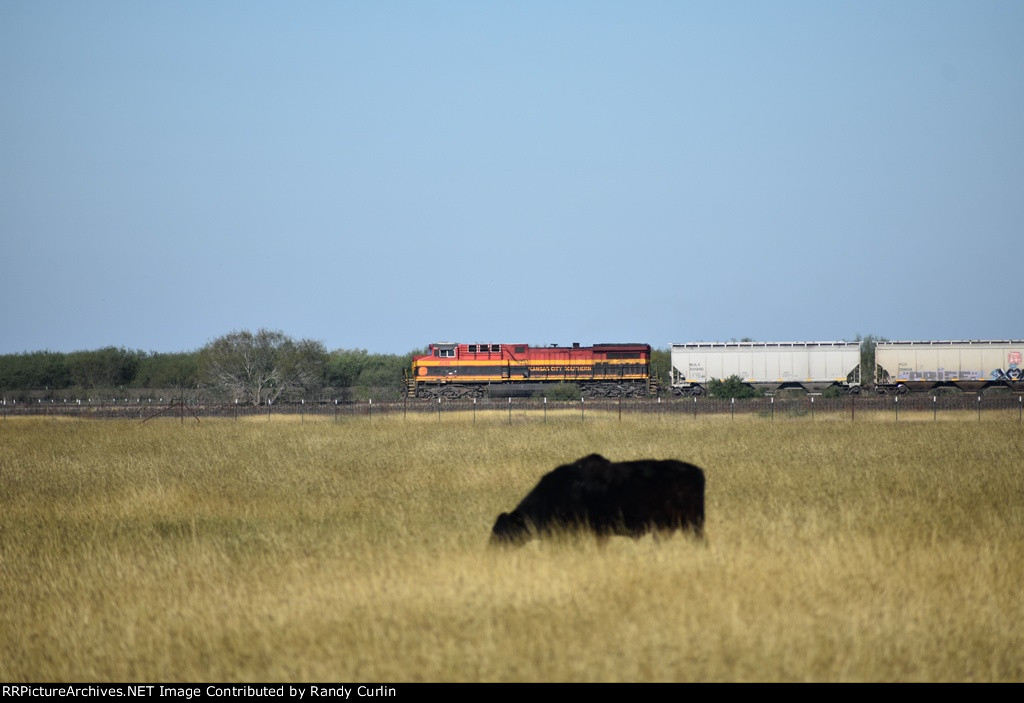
[431,343,458,358]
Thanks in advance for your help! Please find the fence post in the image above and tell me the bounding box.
[543,396,547,424]
[731,397,734,420]
[977,394,981,423]
[508,397,512,425]
[473,397,477,424]
[771,396,774,421]
[933,394,937,421]
[810,395,814,420]
[895,394,898,422]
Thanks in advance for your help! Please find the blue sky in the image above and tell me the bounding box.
[2,1,1021,354]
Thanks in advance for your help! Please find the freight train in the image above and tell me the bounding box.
[407,342,654,399]
[668,339,1023,396]
[407,338,1023,400]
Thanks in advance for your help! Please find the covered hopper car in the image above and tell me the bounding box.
[670,341,863,396]
[407,342,654,399]
[874,340,1024,394]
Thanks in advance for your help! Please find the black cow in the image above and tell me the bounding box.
[490,453,705,546]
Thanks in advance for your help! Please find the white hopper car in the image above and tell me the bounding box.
[873,340,1024,394]
[670,341,862,396]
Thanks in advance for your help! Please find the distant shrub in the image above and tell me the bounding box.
[707,375,761,399]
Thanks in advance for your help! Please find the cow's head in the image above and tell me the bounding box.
[489,510,532,547]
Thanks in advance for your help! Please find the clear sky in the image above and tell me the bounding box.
[3,1,1022,355]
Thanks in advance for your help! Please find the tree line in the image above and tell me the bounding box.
[0,331,885,403]
[0,330,421,404]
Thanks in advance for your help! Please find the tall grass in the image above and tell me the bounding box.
[1,413,1021,681]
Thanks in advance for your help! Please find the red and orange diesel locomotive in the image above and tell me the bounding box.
[408,342,655,399]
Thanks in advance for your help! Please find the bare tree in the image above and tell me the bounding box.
[199,329,327,405]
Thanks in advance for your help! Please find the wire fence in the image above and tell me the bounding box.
[3,393,1023,423]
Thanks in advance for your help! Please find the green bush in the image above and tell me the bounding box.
[707,375,761,399]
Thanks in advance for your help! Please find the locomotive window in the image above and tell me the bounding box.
[514,346,526,354]
[468,345,477,353]
[491,345,500,352]
[435,348,455,358]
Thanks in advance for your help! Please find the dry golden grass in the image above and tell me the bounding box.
[1,411,1022,682]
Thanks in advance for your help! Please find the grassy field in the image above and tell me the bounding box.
[1,410,1022,682]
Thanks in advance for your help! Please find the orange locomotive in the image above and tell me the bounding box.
[407,342,654,399]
